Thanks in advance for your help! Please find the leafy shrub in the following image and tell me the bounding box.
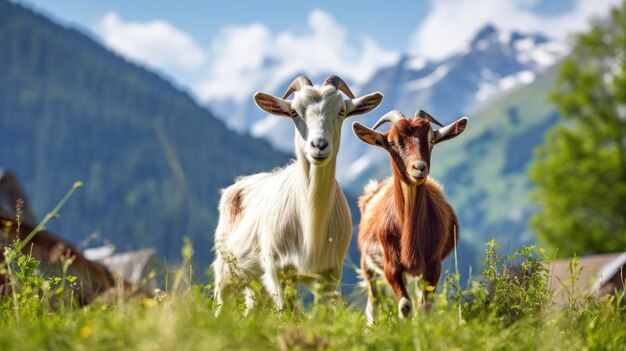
[462,240,553,324]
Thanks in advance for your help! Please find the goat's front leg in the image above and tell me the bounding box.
[421,261,442,313]
[362,255,380,324]
[243,286,257,316]
[261,261,284,311]
[213,255,234,317]
[414,276,425,315]
[314,266,341,304]
[384,263,411,318]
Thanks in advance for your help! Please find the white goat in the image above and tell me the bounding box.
[213,75,383,314]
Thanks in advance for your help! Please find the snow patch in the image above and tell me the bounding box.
[514,37,536,51]
[344,154,373,181]
[405,65,450,91]
[475,81,498,102]
[517,70,535,84]
[251,115,294,152]
[499,70,535,91]
[528,49,558,67]
[475,39,490,51]
[499,75,518,90]
[516,40,569,68]
[405,57,427,71]
[476,70,536,102]
[498,30,512,45]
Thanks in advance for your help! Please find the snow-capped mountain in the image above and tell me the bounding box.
[208,24,568,185]
[337,24,568,186]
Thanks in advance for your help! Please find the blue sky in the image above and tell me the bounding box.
[19,1,430,51]
[15,0,620,103]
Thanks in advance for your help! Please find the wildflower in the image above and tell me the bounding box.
[154,288,167,302]
[141,298,157,307]
[79,325,93,338]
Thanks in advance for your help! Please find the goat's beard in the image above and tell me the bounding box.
[408,174,427,185]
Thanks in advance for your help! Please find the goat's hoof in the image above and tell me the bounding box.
[398,297,412,318]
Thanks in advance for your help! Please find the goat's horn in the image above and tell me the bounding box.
[373,110,405,130]
[282,76,313,99]
[415,109,444,127]
[323,75,355,99]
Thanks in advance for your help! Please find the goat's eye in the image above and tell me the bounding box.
[388,141,395,147]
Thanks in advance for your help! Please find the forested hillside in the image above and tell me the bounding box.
[0,0,290,265]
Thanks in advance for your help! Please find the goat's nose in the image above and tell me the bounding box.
[412,161,427,172]
[311,138,328,151]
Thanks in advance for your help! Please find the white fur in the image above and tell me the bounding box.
[398,297,412,319]
[366,299,376,324]
[213,84,380,313]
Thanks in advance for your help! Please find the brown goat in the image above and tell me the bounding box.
[352,109,467,322]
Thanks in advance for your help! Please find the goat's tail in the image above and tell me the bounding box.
[213,184,245,253]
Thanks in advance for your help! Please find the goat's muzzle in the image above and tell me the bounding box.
[409,160,428,184]
[306,139,332,166]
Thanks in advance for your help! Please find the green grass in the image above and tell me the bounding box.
[1,186,624,350]
[0,240,624,350]
[0,280,624,350]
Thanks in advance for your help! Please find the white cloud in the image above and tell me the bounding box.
[97,12,207,81]
[192,22,273,101]
[94,10,399,104]
[410,0,622,60]
[194,10,399,102]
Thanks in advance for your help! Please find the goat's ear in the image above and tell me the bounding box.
[352,122,387,148]
[434,117,468,144]
[254,92,294,118]
[345,92,383,118]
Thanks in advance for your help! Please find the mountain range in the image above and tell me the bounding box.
[0,0,290,267]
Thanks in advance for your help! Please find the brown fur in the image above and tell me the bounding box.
[229,189,244,225]
[358,178,457,294]
[357,181,384,214]
[356,117,460,315]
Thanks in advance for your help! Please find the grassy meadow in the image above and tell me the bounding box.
[1,213,624,351]
[2,284,624,351]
